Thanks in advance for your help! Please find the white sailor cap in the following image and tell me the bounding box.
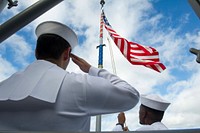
[35,21,78,49]
[140,94,170,111]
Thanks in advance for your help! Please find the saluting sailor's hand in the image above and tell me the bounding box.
[70,53,91,73]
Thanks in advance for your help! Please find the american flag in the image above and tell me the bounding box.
[101,10,166,73]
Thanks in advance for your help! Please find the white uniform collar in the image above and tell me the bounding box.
[0,60,66,103]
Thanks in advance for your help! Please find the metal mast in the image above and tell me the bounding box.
[0,0,63,44]
[95,0,105,131]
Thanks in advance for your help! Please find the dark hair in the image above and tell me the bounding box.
[36,34,71,60]
[141,104,164,122]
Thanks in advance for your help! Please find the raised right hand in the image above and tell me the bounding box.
[70,53,91,73]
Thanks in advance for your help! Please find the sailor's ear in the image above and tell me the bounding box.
[63,48,71,60]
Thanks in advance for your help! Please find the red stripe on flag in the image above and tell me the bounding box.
[102,10,166,73]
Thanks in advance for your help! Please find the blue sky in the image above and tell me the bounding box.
[0,0,200,131]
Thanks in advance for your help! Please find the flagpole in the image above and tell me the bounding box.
[95,0,105,132]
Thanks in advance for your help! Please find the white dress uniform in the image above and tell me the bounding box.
[0,60,139,131]
[112,94,170,131]
[136,122,168,131]
[0,21,139,131]
[112,124,124,131]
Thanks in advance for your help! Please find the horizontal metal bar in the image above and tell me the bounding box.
[188,0,200,19]
[0,0,63,44]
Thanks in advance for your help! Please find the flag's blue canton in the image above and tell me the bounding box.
[102,12,111,27]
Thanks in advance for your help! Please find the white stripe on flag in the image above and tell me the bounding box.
[130,54,159,59]
[130,58,155,63]
[144,46,153,53]
[130,49,144,53]
[130,44,139,48]
[123,40,128,58]
[117,39,122,50]
[112,34,121,38]
[154,64,163,72]
[145,65,153,69]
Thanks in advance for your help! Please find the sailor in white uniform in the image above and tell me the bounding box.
[112,94,170,131]
[136,94,170,131]
[0,21,140,131]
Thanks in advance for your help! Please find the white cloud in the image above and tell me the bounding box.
[165,72,200,128]
[2,34,33,68]
[0,56,16,81]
